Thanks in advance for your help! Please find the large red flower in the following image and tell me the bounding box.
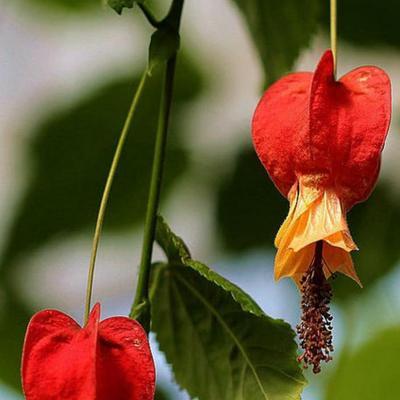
[252,50,391,284]
[252,50,391,372]
[22,304,155,400]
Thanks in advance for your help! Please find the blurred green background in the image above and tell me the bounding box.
[1,0,400,399]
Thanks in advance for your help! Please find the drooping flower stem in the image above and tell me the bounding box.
[297,241,334,373]
[84,72,148,325]
[330,0,337,78]
[131,0,184,330]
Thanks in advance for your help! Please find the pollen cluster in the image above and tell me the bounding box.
[296,241,333,373]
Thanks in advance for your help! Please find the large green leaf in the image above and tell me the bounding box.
[232,0,320,85]
[0,55,203,277]
[325,326,400,400]
[216,146,400,301]
[150,217,306,400]
[320,0,400,48]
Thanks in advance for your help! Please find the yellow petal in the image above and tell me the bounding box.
[274,174,361,285]
[275,242,315,283]
[323,243,362,286]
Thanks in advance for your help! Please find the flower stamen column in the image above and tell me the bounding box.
[297,241,333,373]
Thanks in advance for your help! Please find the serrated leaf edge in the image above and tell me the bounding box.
[175,272,306,394]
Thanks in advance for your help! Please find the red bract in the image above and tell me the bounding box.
[22,304,156,400]
[252,50,391,284]
[253,50,391,208]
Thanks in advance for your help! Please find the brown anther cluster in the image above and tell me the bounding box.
[296,241,333,374]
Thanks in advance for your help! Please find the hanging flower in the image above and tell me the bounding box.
[252,50,391,372]
[22,303,156,400]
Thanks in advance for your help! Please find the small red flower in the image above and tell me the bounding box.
[252,50,391,372]
[22,304,156,400]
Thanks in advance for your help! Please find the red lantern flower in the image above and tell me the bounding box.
[22,303,156,400]
[252,50,391,372]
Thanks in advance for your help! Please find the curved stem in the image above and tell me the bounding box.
[84,71,148,324]
[330,0,337,79]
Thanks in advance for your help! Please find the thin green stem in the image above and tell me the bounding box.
[130,56,178,324]
[129,0,184,331]
[138,3,160,28]
[84,71,148,324]
[330,0,337,79]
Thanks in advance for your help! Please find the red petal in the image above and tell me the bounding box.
[299,50,336,174]
[252,50,391,207]
[21,304,156,400]
[252,72,312,196]
[97,317,156,400]
[22,305,100,400]
[307,50,391,208]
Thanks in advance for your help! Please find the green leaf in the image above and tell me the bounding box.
[232,0,320,85]
[0,286,31,391]
[149,28,180,73]
[156,216,264,315]
[216,147,287,252]
[320,0,400,48]
[0,55,204,277]
[108,0,135,15]
[151,217,307,400]
[325,326,400,400]
[155,215,191,263]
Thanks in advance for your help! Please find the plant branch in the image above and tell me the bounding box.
[138,3,160,28]
[84,71,148,325]
[130,57,177,326]
[130,0,184,329]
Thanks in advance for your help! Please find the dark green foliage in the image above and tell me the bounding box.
[325,326,400,399]
[232,0,320,85]
[0,56,203,277]
[321,0,400,48]
[25,0,99,11]
[0,286,32,390]
[151,217,306,400]
[333,184,400,301]
[155,387,171,400]
[216,147,287,252]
